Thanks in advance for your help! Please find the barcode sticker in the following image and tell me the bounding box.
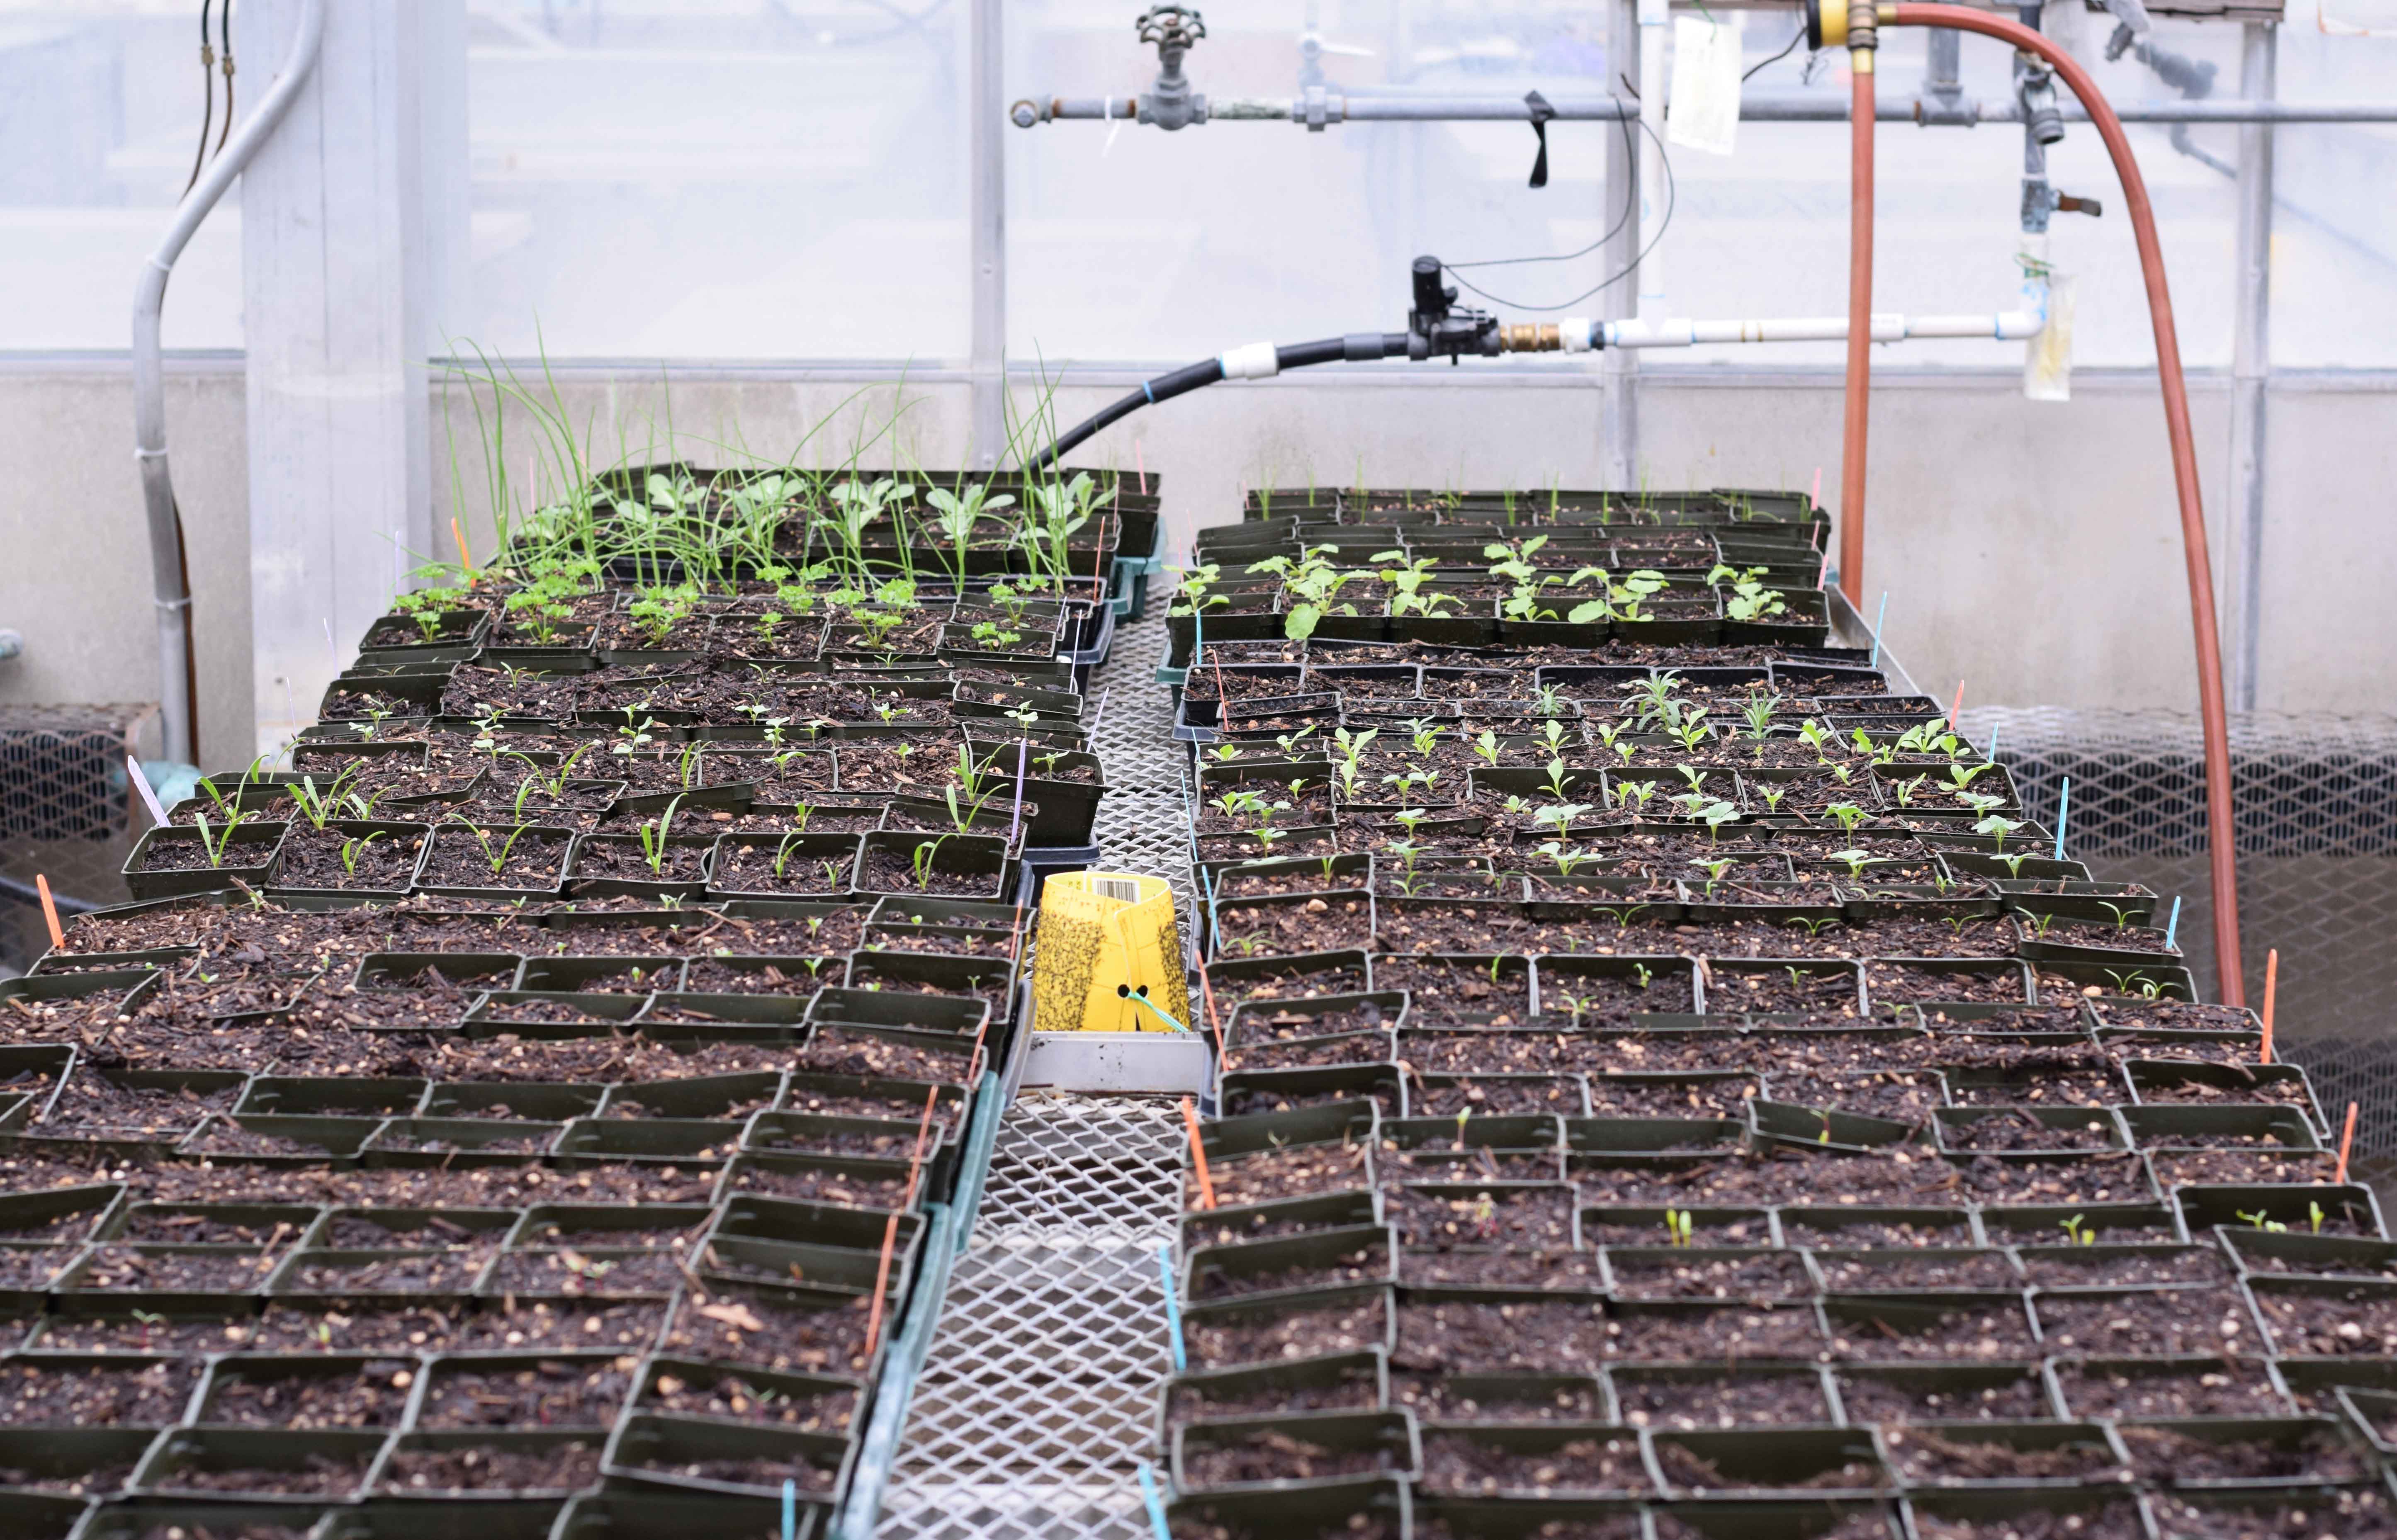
[1092,876,1143,904]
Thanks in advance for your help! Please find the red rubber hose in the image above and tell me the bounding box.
[1879,2,2246,1005]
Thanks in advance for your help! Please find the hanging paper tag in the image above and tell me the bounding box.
[1668,12,1742,157]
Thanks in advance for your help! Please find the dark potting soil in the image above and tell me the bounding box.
[1911,1503,2151,1540]
[1587,1074,1757,1118]
[2019,1247,2232,1287]
[657,1288,869,1377]
[1699,964,1859,1015]
[0,1357,198,1423]
[1763,1070,1941,1125]
[1881,1423,2123,1484]
[2035,1289,2261,1358]
[40,1071,239,1137]
[726,1162,910,1211]
[2149,1150,2338,1185]
[1390,1370,1604,1423]
[1179,1426,1399,1488]
[1216,899,1372,955]
[155,1447,375,1496]
[710,842,856,895]
[486,1250,688,1295]
[378,1437,603,1494]
[1608,1303,1828,1362]
[1390,1303,1611,1370]
[1613,1370,1833,1429]
[2251,1282,2397,1355]
[2118,1421,2368,1485]
[1651,1437,1882,1494]
[328,1214,498,1251]
[1812,1249,2021,1292]
[1836,1368,2052,1423]
[1366,955,1530,1020]
[788,1031,968,1087]
[1391,1186,1575,1250]
[283,1251,484,1294]
[69,1243,284,1293]
[1865,960,2025,1004]
[1201,1144,1372,1210]
[1225,1035,1391,1074]
[418,827,574,887]
[209,1357,417,1428]
[273,826,427,889]
[856,847,1006,899]
[643,1365,856,1431]
[1945,1110,2117,1152]
[1190,1236,1388,1302]
[1953,1153,2151,1207]
[1187,1295,1389,1370]
[2052,1360,2289,1419]
[1416,1427,1647,1496]
[416,1355,637,1427]
[1400,1249,1604,1292]
[1165,1365,1378,1428]
[0,1454,139,1496]
[2146,1489,2397,1540]
[1228,1000,1397,1045]
[1168,1511,1397,1540]
[1607,1248,1811,1301]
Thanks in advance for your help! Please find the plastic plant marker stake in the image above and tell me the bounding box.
[1182,1097,1217,1210]
[863,1210,899,1358]
[784,1479,797,1540]
[1811,465,1823,510]
[1009,737,1027,845]
[1007,901,1026,959]
[1986,724,2000,763]
[452,516,474,576]
[1136,440,1147,495]
[1135,1459,1172,1540]
[2165,895,2182,949]
[33,875,62,949]
[126,755,168,827]
[1951,679,1966,732]
[2338,1101,2360,1184]
[1157,1244,1186,1372]
[2054,777,2071,861]
[904,1085,941,1206]
[1195,959,1227,1057]
[2261,947,2278,1064]
[1869,590,1889,667]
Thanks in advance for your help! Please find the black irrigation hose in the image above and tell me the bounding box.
[1031,332,1410,469]
[0,875,97,916]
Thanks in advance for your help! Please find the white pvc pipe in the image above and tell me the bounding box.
[1636,0,1669,323]
[132,0,325,768]
[1595,308,2046,347]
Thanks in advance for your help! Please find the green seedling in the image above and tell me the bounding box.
[636,795,686,877]
[190,810,250,869]
[2060,1213,2096,1246]
[337,831,386,880]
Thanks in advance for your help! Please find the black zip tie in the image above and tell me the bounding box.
[1525,90,1556,189]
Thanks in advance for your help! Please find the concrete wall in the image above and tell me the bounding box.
[0,359,252,769]
[2,358,2389,772]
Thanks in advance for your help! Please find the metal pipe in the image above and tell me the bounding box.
[1012,92,2397,125]
[1889,0,2247,1008]
[1840,3,1879,607]
[969,0,1006,469]
[132,0,325,768]
[1601,0,1640,489]
[2225,21,2275,713]
[1636,0,1669,323]
[1604,308,2043,346]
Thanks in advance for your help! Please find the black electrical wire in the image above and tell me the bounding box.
[214,0,236,160]
[1439,114,1677,314]
[182,0,216,197]
[1745,18,1809,80]
[1445,110,1640,278]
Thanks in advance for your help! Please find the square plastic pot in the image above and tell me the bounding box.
[1170,1407,1420,1495]
[547,1490,817,1540]
[128,1425,387,1502]
[598,1412,855,1503]
[121,821,289,901]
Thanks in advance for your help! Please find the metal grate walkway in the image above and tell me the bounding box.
[876,611,1191,1540]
